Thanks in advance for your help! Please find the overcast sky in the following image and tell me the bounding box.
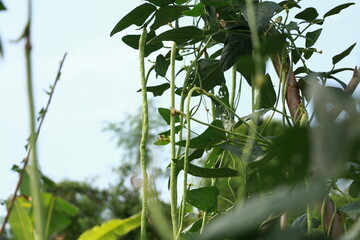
[0,0,359,217]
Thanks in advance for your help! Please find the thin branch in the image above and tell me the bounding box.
[0,53,67,237]
[330,67,360,118]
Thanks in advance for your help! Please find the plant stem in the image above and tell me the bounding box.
[170,42,179,238]
[24,0,46,238]
[139,29,149,240]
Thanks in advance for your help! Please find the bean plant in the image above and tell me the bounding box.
[1,0,360,239]
[110,0,360,239]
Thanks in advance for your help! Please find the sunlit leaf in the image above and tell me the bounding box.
[173,159,239,178]
[78,213,141,240]
[305,28,322,48]
[110,3,157,36]
[8,197,34,240]
[42,193,79,236]
[187,187,219,212]
[176,120,226,148]
[324,3,355,19]
[148,26,204,45]
[295,7,318,22]
[332,43,356,65]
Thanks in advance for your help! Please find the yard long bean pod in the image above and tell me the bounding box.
[139,29,149,240]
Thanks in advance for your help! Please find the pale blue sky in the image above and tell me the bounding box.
[0,0,359,217]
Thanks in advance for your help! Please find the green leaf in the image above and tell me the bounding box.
[8,197,34,240]
[150,5,189,30]
[305,28,322,48]
[183,3,205,17]
[194,59,225,91]
[324,3,355,19]
[260,32,287,55]
[155,54,169,77]
[139,83,170,97]
[173,159,239,178]
[146,0,175,6]
[220,26,252,71]
[187,187,219,212]
[42,193,79,236]
[242,1,281,32]
[236,55,254,84]
[201,0,230,6]
[122,31,163,57]
[332,43,356,65]
[248,127,310,190]
[255,74,276,109]
[202,185,325,240]
[148,26,204,45]
[349,180,360,198]
[284,21,299,32]
[158,107,180,125]
[278,1,300,9]
[0,1,6,11]
[158,125,183,136]
[340,200,360,221]
[303,49,314,60]
[78,213,141,240]
[176,120,226,148]
[291,49,301,64]
[291,214,320,233]
[154,136,171,145]
[110,3,157,36]
[295,7,319,22]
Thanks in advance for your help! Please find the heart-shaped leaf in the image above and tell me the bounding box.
[305,28,322,48]
[295,7,318,22]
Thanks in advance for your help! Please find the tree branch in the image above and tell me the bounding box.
[0,53,67,237]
